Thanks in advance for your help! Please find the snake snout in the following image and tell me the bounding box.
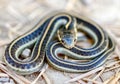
[61,34,75,49]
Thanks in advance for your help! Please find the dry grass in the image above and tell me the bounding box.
[0,0,120,84]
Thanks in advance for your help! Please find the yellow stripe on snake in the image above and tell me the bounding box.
[4,12,115,75]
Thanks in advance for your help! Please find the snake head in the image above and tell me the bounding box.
[57,28,77,49]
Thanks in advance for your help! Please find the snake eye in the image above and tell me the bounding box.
[61,40,65,43]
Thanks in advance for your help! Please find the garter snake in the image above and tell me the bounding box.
[4,12,115,74]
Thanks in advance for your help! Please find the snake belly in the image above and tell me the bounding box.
[46,13,115,72]
[4,13,76,74]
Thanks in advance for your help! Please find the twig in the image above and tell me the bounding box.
[92,67,105,81]
[65,66,104,83]
[103,75,114,84]
[105,72,120,84]
[104,64,120,72]
[42,73,51,84]
[77,80,86,84]
[82,78,102,84]
[0,73,9,77]
[107,54,118,60]
[31,64,48,84]
[0,63,30,84]
[105,61,120,68]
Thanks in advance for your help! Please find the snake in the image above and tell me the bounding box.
[4,12,115,74]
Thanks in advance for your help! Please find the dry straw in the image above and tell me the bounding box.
[0,0,120,84]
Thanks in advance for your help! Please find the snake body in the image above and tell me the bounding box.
[46,15,115,72]
[4,12,115,74]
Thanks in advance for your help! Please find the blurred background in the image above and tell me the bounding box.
[0,0,120,84]
[0,0,120,46]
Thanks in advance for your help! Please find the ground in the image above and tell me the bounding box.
[0,0,120,84]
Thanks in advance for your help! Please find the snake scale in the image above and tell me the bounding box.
[4,12,115,74]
